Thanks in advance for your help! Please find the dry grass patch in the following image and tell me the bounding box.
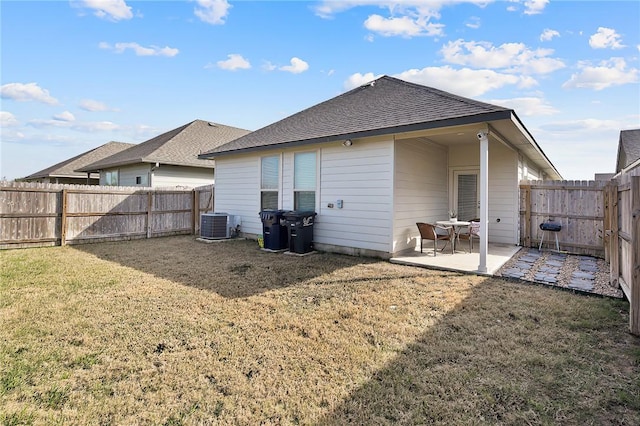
[1,236,639,425]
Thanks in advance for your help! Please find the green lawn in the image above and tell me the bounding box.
[1,236,639,425]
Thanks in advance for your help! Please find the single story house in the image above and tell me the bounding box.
[21,141,134,185]
[199,76,562,271]
[78,119,250,188]
[615,128,640,177]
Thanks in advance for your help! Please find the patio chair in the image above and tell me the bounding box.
[458,219,480,252]
[416,222,454,256]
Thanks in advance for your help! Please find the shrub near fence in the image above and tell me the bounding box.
[0,181,214,249]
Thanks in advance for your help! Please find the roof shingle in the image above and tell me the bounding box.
[616,129,640,172]
[199,75,511,157]
[79,119,250,172]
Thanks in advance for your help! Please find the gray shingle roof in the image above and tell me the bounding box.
[199,75,511,157]
[79,119,250,172]
[616,129,640,172]
[23,141,134,179]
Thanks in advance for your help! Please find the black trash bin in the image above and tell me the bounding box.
[259,209,289,250]
[282,211,317,254]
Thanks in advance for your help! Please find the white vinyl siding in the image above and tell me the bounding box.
[118,164,151,187]
[393,138,448,253]
[214,155,262,236]
[152,165,214,188]
[449,141,519,245]
[316,138,394,253]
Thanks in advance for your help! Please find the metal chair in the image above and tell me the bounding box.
[416,222,454,256]
[458,219,480,252]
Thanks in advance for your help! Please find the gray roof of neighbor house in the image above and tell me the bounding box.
[199,75,515,157]
[79,119,250,172]
[23,141,134,180]
[616,128,640,172]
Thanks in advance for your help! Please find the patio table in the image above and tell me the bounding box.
[436,220,471,252]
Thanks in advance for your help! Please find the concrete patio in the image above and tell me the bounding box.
[390,242,521,276]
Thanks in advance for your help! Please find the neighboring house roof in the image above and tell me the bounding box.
[200,75,514,157]
[79,119,250,172]
[616,129,640,172]
[23,141,134,180]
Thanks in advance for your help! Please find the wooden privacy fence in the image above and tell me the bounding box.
[519,180,608,257]
[0,182,214,249]
[607,174,640,335]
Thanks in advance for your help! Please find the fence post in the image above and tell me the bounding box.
[192,189,198,235]
[610,182,620,288]
[630,176,640,336]
[147,191,153,239]
[603,183,611,262]
[60,189,68,246]
[523,184,531,248]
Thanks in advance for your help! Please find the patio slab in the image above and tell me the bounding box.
[390,243,521,275]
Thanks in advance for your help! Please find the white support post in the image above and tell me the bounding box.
[478,130,489,273]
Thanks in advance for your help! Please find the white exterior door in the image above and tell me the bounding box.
[453,169,480,221]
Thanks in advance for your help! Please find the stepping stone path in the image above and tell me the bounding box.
[533,252,567,285]
[567,256,598,291]
[501,250,542,279]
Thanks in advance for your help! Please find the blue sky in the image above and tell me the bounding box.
[1,0,639,181]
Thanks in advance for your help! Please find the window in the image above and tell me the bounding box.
[135,175,148,186]
[261,155,279,210]
[105,170,118,186]
[294,152,316,211]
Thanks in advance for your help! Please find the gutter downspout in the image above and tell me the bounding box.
[477,130,489,273]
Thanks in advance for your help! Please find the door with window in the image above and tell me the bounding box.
[453,170,479,221]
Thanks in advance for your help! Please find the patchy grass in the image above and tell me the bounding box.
[1,236,638,425]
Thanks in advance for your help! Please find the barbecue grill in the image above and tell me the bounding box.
[538,221,562,251]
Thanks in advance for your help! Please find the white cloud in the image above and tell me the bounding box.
[194,0,231,25]
[79,99,117,112]
[1,111,19,127]
[486,97,559,116]
[364,14,444,38]
[440,39,565,74]
[53,111,76,122]
[279,57,309,74]
[466,16,481,29]
[0,82,59,105]
[540,28,559,42]
[589,27,625,49]
[72,0,133,21]
[523,0,548,15]
[262,61,277,71]
[216,54,251,71]
[394,66,536,97]
[344,72,383,90]
[28,119,120,132]
[562,58,638,90]
[99,42,179,57]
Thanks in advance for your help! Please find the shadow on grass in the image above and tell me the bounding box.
[317,278,639,425]
[71,235,387,298]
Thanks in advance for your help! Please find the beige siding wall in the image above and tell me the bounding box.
[118,164,151,187]
[393,138,448,253]
[152,165,214,188]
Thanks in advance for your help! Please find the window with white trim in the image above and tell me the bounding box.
[260,155,279,210]
[294,151,316,211]
[105,170,118,186]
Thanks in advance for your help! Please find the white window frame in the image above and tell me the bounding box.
[293,151,318,211]
[105,170,119,186]
[260,155,281,210]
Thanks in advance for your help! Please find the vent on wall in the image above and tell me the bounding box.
[200,213,230,239]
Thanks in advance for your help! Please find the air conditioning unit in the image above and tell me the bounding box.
[200,213,230,239]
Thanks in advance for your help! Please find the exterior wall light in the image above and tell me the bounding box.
[342,139,353,147]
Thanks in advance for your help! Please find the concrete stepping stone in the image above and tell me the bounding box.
[534,274,558,284]
[538,266,560,274]
[568,279,594,291]
[518,256,539,263]
[544,260,564,268]
[514,262,533,270]
[502,269,525,278]
[579,264,599,272]
[572,271,595,280]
